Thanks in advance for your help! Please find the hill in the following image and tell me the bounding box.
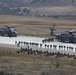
[0,0,76,16]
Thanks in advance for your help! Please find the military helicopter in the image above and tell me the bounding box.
[49,23,76,43]
[0,26,18,37]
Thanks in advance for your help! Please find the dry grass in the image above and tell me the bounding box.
[0,47,76,75]
[0,15,76,37]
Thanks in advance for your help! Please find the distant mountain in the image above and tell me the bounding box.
[27,0,76,7]
[0,0,76,17]
[0,0,25,7]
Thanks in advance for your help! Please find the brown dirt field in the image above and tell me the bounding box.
[0,15,76,37]
[0,47,76,75]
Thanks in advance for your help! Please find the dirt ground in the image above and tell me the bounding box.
[0,15,76,75]
[0,15,76,37]
[0,47,76,75]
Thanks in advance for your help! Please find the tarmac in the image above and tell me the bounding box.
[0,35,76,55]
[0,43,19,49]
